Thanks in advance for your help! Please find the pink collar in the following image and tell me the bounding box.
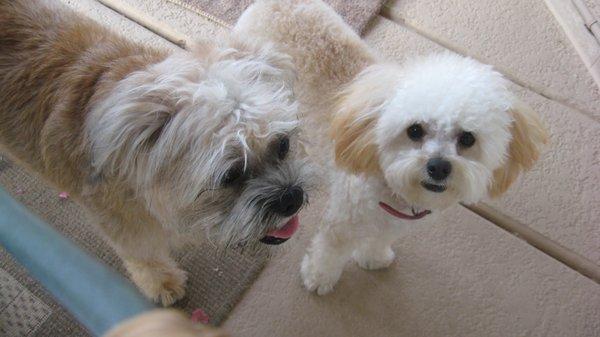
[379,201,431,220]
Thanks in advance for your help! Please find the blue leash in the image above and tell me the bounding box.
[0,187,154,336]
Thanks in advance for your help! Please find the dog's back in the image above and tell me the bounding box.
[0,0,166,190]
[234,0,378,168]
[235,0,376,96]
[0,0,106,171]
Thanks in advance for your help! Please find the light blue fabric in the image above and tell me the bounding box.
[0,187,154,336]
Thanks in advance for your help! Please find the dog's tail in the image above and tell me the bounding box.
[234,0,377,91]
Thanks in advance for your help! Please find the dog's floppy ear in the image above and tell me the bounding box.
[488,100,549,197]
[331,64,398,175]
[86,68,179,180]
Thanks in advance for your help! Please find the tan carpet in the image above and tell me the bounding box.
[166,0,385,33]
[0,156,267,336]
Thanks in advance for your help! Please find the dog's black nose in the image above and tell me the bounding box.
[427,158,452,181]
[271,186,304,216]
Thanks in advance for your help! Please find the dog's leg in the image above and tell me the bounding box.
[122,255,187,307]
[97,215,187,306]
[301,224,355,295]
[352,235,397,270]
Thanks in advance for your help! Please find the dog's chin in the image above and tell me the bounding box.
[259,214,300,246]
[394,181,459,211]
[421,181,447,193]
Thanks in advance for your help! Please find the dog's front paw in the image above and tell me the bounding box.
[149,268,187,306]
[300,254,341,295]
[353,246,395,270]
[126,261,187,306]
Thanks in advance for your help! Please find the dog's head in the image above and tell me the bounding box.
[332,53,548,211]
[87,38,311,249]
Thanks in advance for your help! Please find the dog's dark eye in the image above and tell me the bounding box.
[277,136,290,160]
[458,131,476,148]
[407,123,425,141]
[222,164,244,186]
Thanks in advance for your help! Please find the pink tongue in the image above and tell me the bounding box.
[266,215,299,239]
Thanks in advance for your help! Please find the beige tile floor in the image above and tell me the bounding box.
[384,0,600,121]
[587,0,600,18]
[57,0,600,336]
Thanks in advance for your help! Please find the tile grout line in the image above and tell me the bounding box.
[463,203,600,285]
[551,0,600,91]
[96,0,600,283]
[96,0,190,49]
[379,5,600,125]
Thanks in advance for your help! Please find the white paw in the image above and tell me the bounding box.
[353,247,395,270]
[127,261,187,306]
[300,254,341,296]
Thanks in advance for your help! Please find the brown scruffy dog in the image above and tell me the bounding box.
[0,0,310,305]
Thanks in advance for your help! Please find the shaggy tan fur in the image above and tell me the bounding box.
[0,0,306,306]
[0,0,182,305]
[0,1,166,180]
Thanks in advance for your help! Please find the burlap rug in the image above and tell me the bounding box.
[0,156,268,336]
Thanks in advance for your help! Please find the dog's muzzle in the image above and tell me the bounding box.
[269,186,304,216]
[260,214,300,245]
[422,158,451,193]
[260,186,304,245]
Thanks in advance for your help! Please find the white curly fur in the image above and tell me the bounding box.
[236,0,547,295]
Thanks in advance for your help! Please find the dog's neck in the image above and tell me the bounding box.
[347,174,409,212]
